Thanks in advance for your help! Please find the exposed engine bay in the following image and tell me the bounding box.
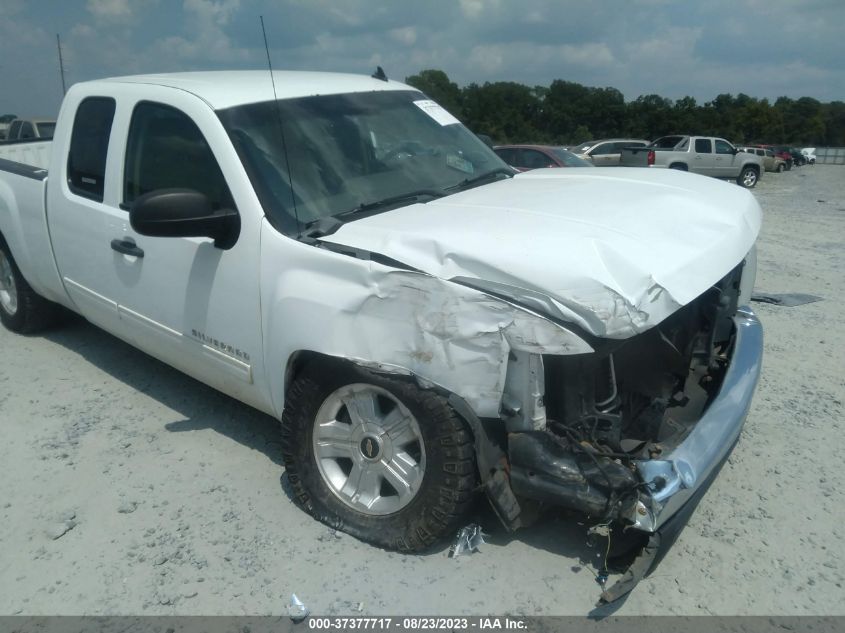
[503,262,744,528]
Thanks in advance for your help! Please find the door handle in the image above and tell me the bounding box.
[111,238,144,258]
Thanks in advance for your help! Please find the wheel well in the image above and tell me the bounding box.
[281,349,503,499]
[669,163,688,171]
[744,164,760,173]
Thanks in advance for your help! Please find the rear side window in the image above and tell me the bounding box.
[694,138,712,153]
[520,149,552,169]
[9,121,22,139]
[123,101,233,210]
[67,97,117,202]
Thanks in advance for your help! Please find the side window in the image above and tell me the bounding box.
[715,139,734,155]
[520,149,551,169]
[494,148,516,165]
[20,122,35,139]
[694,138,712,153]
[9,121,22,139]
[67,97,116,202]
[765,150,774,158]
[124,101,234,211]
[591,143,612,155]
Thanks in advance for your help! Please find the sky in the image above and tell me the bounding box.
[1,0,844,117]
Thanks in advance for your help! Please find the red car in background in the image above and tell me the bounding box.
[494,144,592,171]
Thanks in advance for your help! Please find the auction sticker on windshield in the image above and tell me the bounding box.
[413,99,460,126]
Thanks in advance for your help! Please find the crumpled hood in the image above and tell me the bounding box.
[320,168,762,339]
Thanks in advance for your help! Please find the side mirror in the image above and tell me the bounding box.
[130,189,240,250]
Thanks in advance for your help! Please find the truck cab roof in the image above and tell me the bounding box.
[94,71,412,110]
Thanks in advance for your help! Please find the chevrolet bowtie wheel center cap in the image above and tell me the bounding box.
[359,435,382,460]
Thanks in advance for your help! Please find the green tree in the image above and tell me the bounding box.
[461,81,541,143]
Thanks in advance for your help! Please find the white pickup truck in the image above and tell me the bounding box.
[0,71,763,602]
[620,135,766,188]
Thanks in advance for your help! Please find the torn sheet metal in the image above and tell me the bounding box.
[751,292,823,307]
[262,234,592,418]
[448,524,487,557]
[320,168,762,338]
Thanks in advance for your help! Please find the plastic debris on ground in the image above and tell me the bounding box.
[448,524,487,558]
[288,593,309,621]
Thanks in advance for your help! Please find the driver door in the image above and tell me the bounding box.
[102,90,270,412]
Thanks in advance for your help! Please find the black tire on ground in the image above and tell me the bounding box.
[737,166,759,188]
[669,163,687,171]
[777,163,784,173]
[0,236,63,333]
[281,361,478,552]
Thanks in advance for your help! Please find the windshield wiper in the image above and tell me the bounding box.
[446,167,514,192]
[300,189,446,240]
[335,189,446,220]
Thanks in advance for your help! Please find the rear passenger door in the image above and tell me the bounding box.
[48,96,123,333]
[692,138,715,174]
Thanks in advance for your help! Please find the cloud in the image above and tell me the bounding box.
[86,0,133,20]
[389,27,417,46]
[1,0,844,117]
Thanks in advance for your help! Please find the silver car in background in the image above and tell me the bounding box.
[570,138,650,166]
[739,146,787,173]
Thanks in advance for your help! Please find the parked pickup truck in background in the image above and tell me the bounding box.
[2,118,56,141]
[620,135,765,188]
[0,71,763,603]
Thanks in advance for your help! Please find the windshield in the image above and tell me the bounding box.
[217,90,510,235]
[550,148,592,167]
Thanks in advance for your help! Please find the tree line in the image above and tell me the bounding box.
[405,69,845,147]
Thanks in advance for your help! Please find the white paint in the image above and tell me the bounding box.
[322,167,762,338]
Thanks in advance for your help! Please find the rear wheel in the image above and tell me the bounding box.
[281,362,478,552]
[777,163,784,173]
[669,163,687,171]
[0,237,63,333]
[737,166,759,188]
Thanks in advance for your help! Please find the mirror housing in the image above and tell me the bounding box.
[129,189,240,249]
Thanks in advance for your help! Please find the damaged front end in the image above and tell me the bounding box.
[486,263,763,603]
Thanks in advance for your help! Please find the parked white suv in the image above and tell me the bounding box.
[801,147,817,165]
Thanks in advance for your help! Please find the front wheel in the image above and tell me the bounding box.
[281,363,478,552]
[777,163,784,173]
[737,166,759,188]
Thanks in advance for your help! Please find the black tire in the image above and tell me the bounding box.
[0,236,63,333]
[281,362,478,552]
[669,163,688,171]
[776,163,784,173]
[737,166,759,188]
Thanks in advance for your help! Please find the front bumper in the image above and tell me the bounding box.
[633,306,763,533]
[598,307,763,604]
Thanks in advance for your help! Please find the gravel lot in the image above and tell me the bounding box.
[1,166,843,616]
